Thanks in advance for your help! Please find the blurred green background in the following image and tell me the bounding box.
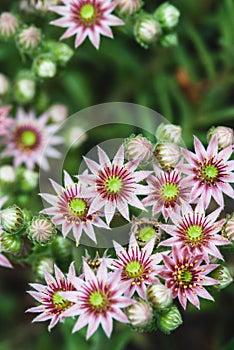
[0,0,234,349]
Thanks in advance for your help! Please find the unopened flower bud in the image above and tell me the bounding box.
[65,126,87,148]
[47,104,68,123]
[28,215,57,245]
[0,232,22,253]
[130,217,161,247]
[17,26,41,50]
[211,265,233,290]
[158,305,182,334]
[208,126,234,150]
[134,16,161,48]
[156,123,182,144]
[33,256,54,280]
[51,236,72,262]
[45,41,74,65]
[19,168,39,191]
[33,54,57,78]
[118,0,142,15]
[0,166,16,185]
[125,135,153,165]
[0,12,19,38]
[154,142,181,169]
[0,205,25,234]
[31,0,60,12]
[222,214,234,241]
[160,32,178,47]
[147,283,172,310]
[155,2,180,29]
[0,73,9,96]
[126,299,154,330]
[14,73,36,104]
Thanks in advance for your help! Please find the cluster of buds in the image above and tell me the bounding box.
[0,205,25,255]
[133,2,180,48]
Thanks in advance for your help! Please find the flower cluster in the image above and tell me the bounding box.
[25,124,234,338]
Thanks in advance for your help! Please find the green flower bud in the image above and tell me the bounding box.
[0,232,22,253]
[19,168,39,191]
[154,142,181,170]
[126,299,155,331]
[28,215,57,245]
[134,15,161,48]
[158,305,182,334]
[211,265,233,290]
[160,32,178,47]
[33,256,54,280]
[0,205,25,234]
[0,165,16,185]
[155,2,180,29]
[147,283,172,310]
[45,41,74,65]
[14,72,36,104]
[51,236,72,262]
[33,54,57,78]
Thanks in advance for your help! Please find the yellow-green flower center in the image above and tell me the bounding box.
[105,176,123,194]
[80,4,95,21]
[125,261,143,278]
[202,164,218,181]
[187,225,203,242]
[161,183,179,201]
[53,292,71,310]
[89,291,106,309]
[178,269,193,284]
[69,198,87,216]
[21,130,37,147]
[138,226,155,242]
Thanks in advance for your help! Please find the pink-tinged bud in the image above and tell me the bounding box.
[17,26,41,50]
[126,299,154,330]
[154,142,181,169]
[0,73,9,96]
[222,214,234,241]
[30,0,60,12]
[118,0,142,15]
[27,215,57,245]
[156,123,182,144]
[0,12,19,38]
[125,135,153,165]
[47,104,68,123]
[208,126,234,150]
[147,283,172,310]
